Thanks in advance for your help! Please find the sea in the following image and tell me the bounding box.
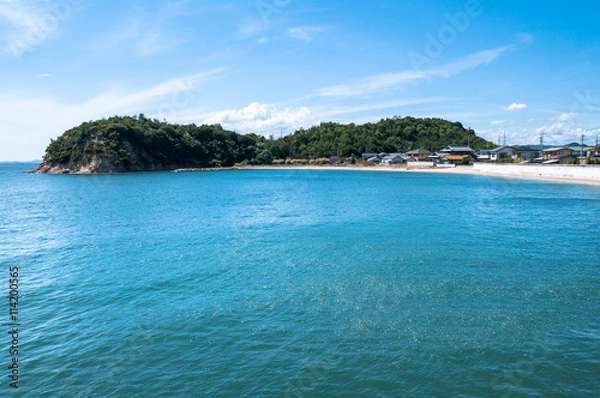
[1,162,599,397]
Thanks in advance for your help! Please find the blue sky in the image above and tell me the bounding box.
[1,0,599,160]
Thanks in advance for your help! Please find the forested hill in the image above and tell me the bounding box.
[33,115,260,173]
[33,115,494,173]
[264,117,493,159]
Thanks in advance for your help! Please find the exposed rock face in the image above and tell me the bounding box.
[33,156,115,174]
[32,154,177,174]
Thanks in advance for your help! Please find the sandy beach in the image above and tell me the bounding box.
[242,164,600,186]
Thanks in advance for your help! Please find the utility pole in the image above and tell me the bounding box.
[582,134,585,164]
[539,132,545,159]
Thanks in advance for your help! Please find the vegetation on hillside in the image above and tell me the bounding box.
[43,114,259,169]
[265,117,494,160]
[38,114,494,172]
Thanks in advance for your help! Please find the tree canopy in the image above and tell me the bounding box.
[38,114,494,172]
[265,117,493,160]
[43,114,259,170]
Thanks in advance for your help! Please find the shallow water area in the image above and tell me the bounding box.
[1,162,599,396]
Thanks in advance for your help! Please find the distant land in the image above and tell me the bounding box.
[33,114,494,174]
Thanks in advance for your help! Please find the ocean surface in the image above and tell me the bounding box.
[1,162,599,397]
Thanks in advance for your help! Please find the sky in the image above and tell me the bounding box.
[1,0,599,161]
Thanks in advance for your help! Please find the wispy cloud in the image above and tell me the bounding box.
[287,26,328,42]
[313,98,455,119]
[135,30,190,57]
[238,18,267,39]
[315,46,510,97]
[552,112,578,121]
[0,69,225,159]
[0,69,225,123]
[204,102,312,135]
[89,2,199,58]
[77,68,226,117]
[0,0,73,56]
[504,102,527,111]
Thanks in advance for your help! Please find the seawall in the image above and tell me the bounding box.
[473,163,600,182]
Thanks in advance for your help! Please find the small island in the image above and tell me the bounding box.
[33,114,493,174]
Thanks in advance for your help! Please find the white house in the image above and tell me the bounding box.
[489,146,517,161]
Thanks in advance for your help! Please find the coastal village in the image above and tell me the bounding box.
[364,143,600,165]
[273,143,600,167]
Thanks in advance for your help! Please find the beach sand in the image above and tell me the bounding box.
[242,164,600,186]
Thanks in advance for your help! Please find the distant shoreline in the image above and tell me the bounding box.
[11,160,600,186]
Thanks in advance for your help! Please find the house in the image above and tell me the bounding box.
[476,149,492,162]
[439,145,475,156]
[381,154,405,164]
[406,149,432,161]
[563,143,587,158]
[587,145,600,162]
[380,153,413,164]
[489,146,517,161]
[361,152,378,161]
[430,145,476,164]
[512,146,542,161]
[441,154,472,164]
[543,147,576,163]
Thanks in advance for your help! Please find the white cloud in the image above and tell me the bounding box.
[490,120,507,125]
[533,122,591,144]
[504,102,527,111]
[529,111,598,144]
[204,102,312,135]
[0,0,72,56]
[315,46,510,97]
[552,112,578,121]
[287,26,327,42]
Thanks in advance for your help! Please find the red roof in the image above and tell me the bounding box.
[444,155,468,160]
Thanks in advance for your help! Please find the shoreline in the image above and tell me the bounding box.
[22,160,600,186]
[239,164,600,186]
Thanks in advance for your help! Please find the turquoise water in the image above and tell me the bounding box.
[1,162,599,397]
